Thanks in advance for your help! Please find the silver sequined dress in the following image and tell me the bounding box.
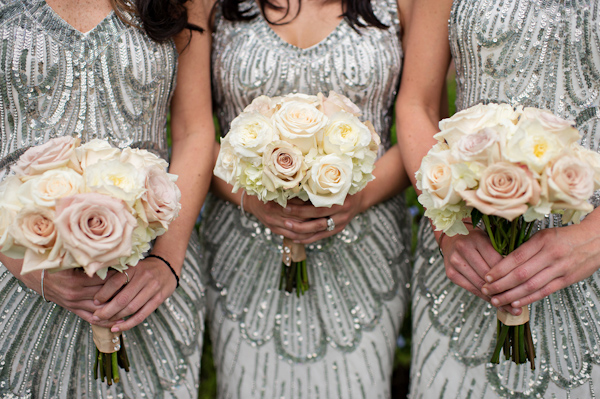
[0,1,204,397]
[411,2,600,398]
[201,0,411,397]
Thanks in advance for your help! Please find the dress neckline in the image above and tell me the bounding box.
[41,0,115,36]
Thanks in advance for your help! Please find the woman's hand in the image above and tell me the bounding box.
[245,192,366,245]
[440,228,517,314]
[92,256,178,333]
[481,217,600,309]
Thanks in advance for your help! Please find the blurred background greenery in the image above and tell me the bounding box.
[197,71,457,398]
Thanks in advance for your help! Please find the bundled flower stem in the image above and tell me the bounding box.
[91,326,131,384]
[474,210,536,369]
[280,238,309,295]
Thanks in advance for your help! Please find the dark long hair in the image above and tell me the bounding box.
[111,0,204,42]
[220,0,388,31]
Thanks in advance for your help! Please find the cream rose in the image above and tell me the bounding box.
[227,112,277,161]
[262,141,307,192]
[569,144,600,189]
[244,95,279,118]
[54,193,138,278]
[10,206,56,254]
[321,111,373,158]
[84,159,145,205]
[461,162,541,221]
[120,147,168,170]
[12,136,81,178]
[273,101,328,154]
[318,91,361,117]
[545,155,594,215]
[436,103,518,146]
[505,119,569,174]
[451,127,502,164]
[140,166,182,230]
[214,141,242,184]
[521,108,579,143]
[18,168,84,208]
[0,206,17,257]
[416,145,462,209]
[76,139,120,169]
[280,93,320,105]
[303,153,353,207]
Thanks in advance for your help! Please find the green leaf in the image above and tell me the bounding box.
[471,209,483,228]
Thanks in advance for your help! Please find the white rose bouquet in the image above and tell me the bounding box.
[416,103,600,369]
[214,92,380,295]
[0,136,181,385]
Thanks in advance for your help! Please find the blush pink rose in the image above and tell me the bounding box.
[318,91,362,117]
[141,167,182,230]
[461,162,541,221]
[12,136,82,178]
[54,193,137,277]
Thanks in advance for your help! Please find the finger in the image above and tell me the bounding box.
[110,294,164,332]
[283,203,340,219]
[484,236,544,284]
[444,266,490,303]
[446,253,489,294]
[60,298,105,313]
[93,281,144,321]
[271,226,317,241]
[93,272,130,304]
[284,218,331,235]
[488,266,562,308]
[483,248,551,296]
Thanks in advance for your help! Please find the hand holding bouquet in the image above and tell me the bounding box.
[416,103,600,369]
[214,92,380,295]
[0,136,181,384]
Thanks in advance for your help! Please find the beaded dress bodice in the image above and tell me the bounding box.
[211,0,402,156]
[0,0,177,174]
[410,2,600,398]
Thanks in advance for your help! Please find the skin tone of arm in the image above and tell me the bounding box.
[91,1,217,332]
[395,0,517,314]
[210,0,413,244]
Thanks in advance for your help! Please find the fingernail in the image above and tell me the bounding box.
[111,326,120,333]
[91,315,100,321]
[293,240,301,244]
[115,319,124,324]
[285,221,293,229]
[512,308,520,315]
[491,298,499,306]
[512,301,520,307]
[481,287,489,296]
[485,275,493,283]
[93,300,101,306]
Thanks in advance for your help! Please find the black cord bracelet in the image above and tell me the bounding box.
[145,254,180,289]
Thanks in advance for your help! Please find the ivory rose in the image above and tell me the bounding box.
[461,162,541,221]
[451,127,502,164]
[227,112,277,161]
[76,139,120,169]
[54,193,138,278]
[141,166,182,230]
[415,143,462,209]
[273,101,328,154]
[318,91,361,117]
[84,159,145,205]
[262,141,307,192]
[214,140,243,184]
[321,111,373,158]
[12,136,81,178]
[521,108,579,140]
[545,155,594,215]
[120,147,168,170]
[244,95,279,117]
[569,144,600,188]
[18,168,84,208]
[303,153,353,207]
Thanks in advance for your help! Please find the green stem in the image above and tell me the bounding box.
[518,324,527,363]
[111,352,120,383]
[490,323,510,363]
[482,214,501,253]
[509,219,518,253]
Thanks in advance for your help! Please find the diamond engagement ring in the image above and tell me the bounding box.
[326,217,335,232]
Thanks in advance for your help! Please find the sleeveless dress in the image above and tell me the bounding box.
[0,1,205,398]
[201,0,411,397]
[410,2,600,398]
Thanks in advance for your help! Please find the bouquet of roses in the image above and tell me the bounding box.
[214,92,380,295]
[416,103,600,369]
[0,136,181,385]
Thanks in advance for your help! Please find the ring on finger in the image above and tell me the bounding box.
[123,271,130,284]
[326,217,335,232]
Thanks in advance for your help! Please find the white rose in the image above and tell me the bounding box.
[521,108,580,144]
[84,159,145,206]
[214,140,242,184]
[0,206,17,257]
[303,153,353,207]
[318,91,362,117]
[76,139,120,169]
[321,111,373,159]
[569,144,600,189]
[0,175,24,209]
[451,127,502,165]
[120,147,169,170]
[244,95,279,118]
[505,119,570,174]
[227,112,277,161]
[273,101,328,154]
[461,162,541,221]
[262,141,307,191]
[140,166,182,230]
[544,155,594,219]
[18,168,84,208]
[437,103,519,146]
[280,93,320,105]
[416,146,462,209]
